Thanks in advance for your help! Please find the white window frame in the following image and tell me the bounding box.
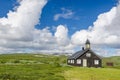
[73,60,74,64]
[70,60,72,63]
[70,60,74,64]
[68,60,70,63]
[94,60,99,65]
[77,59,81,64]
[86,53,91,57]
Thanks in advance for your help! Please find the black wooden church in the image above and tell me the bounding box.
[67,39,102,67]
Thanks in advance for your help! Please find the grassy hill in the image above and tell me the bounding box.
[102,56,120,69]
[0,54,67,80]
[0,53,120,80]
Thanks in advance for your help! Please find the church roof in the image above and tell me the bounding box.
[68,49,101,59]
[68,49,89,59]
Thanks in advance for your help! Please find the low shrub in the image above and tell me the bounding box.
[0,73,19,80]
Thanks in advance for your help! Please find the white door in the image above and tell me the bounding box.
[83,59,87,67]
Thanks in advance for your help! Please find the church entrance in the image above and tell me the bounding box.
[83,59,87,67]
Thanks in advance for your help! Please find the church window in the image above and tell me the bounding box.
[94,60,99,65]
[70,60,74,64]
[86,53,91,57]
[77,59,81,64]
[68,60,70,63]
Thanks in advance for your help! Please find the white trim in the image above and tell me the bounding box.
[86,53,91,57]
[94,60,99,65]
[77,59,81,64]
[68,60,70,63]
[83,59,87,67]
[70,60,74,64]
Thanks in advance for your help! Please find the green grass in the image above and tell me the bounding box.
[0,53,120,80]
[64,67,120,80]
[0,54,67,80]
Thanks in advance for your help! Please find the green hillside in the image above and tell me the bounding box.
[102,56,120,69]
[0,54,120,80]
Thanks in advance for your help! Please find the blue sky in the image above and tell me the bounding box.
[0,0,120,56]
[0,0,117,35]
[39,0,117,35]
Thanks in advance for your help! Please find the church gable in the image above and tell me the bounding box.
[78,49,101,59]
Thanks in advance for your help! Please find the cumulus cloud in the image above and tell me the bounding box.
[0,0,120,56]
[71,4,120,48]
[0,0,47,41]
[32,25,74,53]
[55,25,69,46]
[0,0,73,53]
[0,0,74,53]
[0,0,47,53]
[0,0,76,54]
[54,8,74,21]
[70,3,120,56]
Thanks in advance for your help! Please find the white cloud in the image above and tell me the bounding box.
[55,25,69,46]
[54,8,74,21]
[31,25,74,53]
[0,0,74,54]
[0,0,48,52]
[70,3,120,56]
[0,0,47,41]
[0,0,120,56]
[71,4,120,48]
[54,25,74,53]
[0,0,73,54]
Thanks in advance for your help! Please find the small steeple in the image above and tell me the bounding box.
[85,39,90,49]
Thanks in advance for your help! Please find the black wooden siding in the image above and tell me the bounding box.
[67,50,102,67]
